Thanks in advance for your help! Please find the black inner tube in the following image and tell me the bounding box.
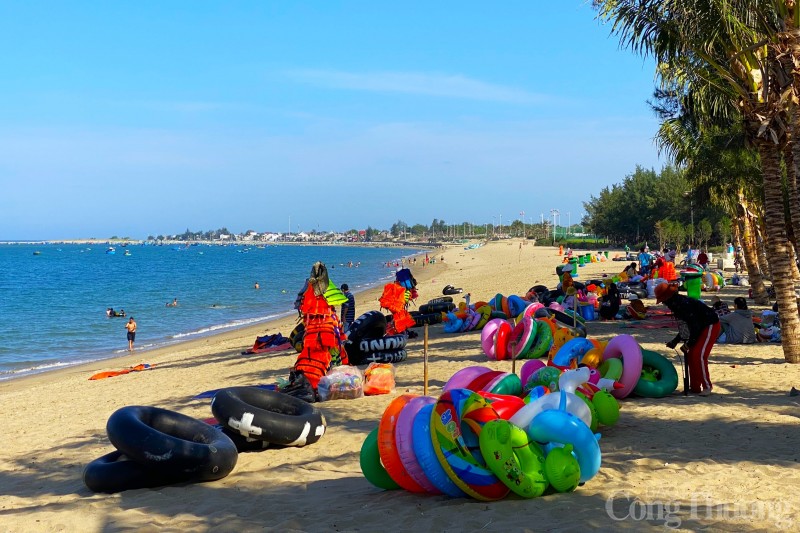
[106,405,238,481]
[211,386,326,447]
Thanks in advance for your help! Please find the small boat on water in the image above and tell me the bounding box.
[106,247,116,255]
[33,251,41,255]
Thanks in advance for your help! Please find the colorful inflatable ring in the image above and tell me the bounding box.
[581,346,605,368]
[493,321,513,361]
[509,317,537,359]
[444,366,491,392]
[598,357,623,381]
[430,389,509,501]
[360,427,400,490]
[466,309,482,331]
[551,337,595,368]
[519,359,546,388]
[377,395,426,492]
[479,419,548,498]
[395,396,441,493]
[411,404,466,497]
[443,312,465,333]
[633,349,679,398]
[591,389,620,426]
[475,305,493,330]
[528,320,554,359]
[507,295,528,318]
[575,390,599,432]
[526,394,602,483]
[477,391,526,420]
[521,302,545,320]
[467,370,506,392]
[491,294,504,312]
[601,334,643,399]
[480,319,503,360]
[484,372,522,396]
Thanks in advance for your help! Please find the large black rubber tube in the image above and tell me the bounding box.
[418,302,455,314]
[106,406,238,482]
[83,450,195,493]
[347,311,387,344]
[358,334,408,353]
[356,349,408,364]
[410,311,443,327]
[211,386,326,447]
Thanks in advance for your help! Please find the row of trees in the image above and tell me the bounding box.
[593,1,800,363]
[583,165,731,250]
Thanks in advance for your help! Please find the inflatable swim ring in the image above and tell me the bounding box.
[601,334,643,399]
[509,316,536,359]
[430,389,509,500]
[479,419,548,498]
[411,403,466,498]
[395,396,440,493]
[444,366,491,392]
[360,427,401,490]
[378,395,427,492]
[633,349,679,398]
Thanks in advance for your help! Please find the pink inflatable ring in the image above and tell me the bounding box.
[601,334,643,399]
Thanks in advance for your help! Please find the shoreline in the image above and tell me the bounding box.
[2,240,796,531]
[0,243,434,384]
[0,248,443,393]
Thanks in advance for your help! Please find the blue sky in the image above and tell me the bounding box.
[0,1,662,240]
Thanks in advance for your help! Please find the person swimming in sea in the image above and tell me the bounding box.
[166,298,178,307]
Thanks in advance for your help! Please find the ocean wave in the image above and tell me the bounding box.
[171,313,290,339]
[0,358,95,381]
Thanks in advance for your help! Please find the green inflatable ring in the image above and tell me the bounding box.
[598,357,623,381]
[633,349,679,398]
[575,391,599,432]
[360,427,400,490]
[592,390,620,427]
[528,320,553,358]
[478,419,548,498]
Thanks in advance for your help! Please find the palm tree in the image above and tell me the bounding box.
[595,0,800,362]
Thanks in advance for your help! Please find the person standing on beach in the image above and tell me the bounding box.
[125,317,137,351]
[656,283,720,396]
[340,284,355,332]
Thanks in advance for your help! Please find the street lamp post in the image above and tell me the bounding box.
[550,209,559,245]
[566,211,571,238]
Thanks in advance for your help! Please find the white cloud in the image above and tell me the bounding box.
[286,69,546,104]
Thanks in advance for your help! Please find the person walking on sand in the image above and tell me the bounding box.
[340,284,355,333]
[656,283,720,396]
[125,317,137,351]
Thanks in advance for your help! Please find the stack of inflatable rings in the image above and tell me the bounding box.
[345,311,408,364]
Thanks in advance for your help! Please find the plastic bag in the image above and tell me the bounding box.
[363,363,396,396]
[317,365,363,401]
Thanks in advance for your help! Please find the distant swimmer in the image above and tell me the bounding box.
[166,298,178,307]
[254,282,260,289]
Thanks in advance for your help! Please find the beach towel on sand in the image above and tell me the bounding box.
[89,363,155,380]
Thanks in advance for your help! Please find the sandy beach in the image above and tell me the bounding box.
[1,241,798,532]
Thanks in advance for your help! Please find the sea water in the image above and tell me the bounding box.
[0,243,423,380]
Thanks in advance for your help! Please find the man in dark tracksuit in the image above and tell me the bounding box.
[656,283,720,396]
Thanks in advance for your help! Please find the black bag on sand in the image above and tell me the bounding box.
[281,371,317,403]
